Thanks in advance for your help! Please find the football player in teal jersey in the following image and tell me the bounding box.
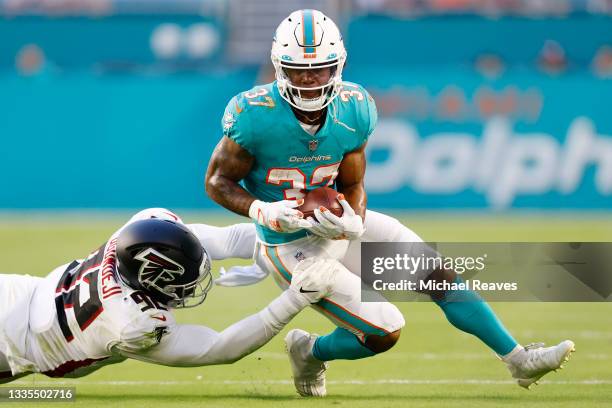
[206,9,574,397]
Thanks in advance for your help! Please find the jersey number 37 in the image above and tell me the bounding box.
[266,162,341,200]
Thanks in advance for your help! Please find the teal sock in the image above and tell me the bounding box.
[434,277,518,355]
[312,327,376,361]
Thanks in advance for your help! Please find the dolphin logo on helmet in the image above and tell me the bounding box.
[271,9,347,112]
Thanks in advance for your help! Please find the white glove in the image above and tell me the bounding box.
[215,264,269,287]
[249,199,311,233]
[289,258,338,305]
[308,195,365,240]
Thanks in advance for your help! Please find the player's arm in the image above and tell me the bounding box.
[123,295,301,367]
[205,136,310,233]
[186,222,267,286]
[117,208,255,260]
[186,222,255,260]
[117,259,338,366]
[336,143,367,220]
[205,136,256,217]
[335,85,375,222]
[308,86,375,240]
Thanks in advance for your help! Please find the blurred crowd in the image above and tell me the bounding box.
[354,0,612,15]
[1,0,113,14]
[2,0,611,16]
[0,0,214,15]
[4,0,611,78]
[471,42,612,79]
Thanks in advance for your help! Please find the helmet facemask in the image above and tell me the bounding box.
[273,56,346,112]
[120,246,213,309]
[164,251,213,309]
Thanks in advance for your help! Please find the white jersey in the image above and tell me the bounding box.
[0,208,257,378]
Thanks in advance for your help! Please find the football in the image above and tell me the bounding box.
[298,187,344,219]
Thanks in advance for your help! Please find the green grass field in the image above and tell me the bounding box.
[1,213,611,407]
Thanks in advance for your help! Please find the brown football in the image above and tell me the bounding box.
[298,187,344,219]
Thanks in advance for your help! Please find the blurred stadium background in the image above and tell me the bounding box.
[1,1,611,406]
[1,0,611,211]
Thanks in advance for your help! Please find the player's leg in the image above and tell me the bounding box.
[309,269,403,360]
[0,274,42,384]
[256,238,404,396]
[365,211,520,354]
[426,268,518,356]
[0,351,11,378]
[426,267,574,388]
[352,211,575,387]
[347,210,520,356]
[257,238,404,358]
[0,351,28,384]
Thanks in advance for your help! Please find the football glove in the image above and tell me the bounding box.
[249,199,311,233]
[289,258,338,305]
[308,194,365,240]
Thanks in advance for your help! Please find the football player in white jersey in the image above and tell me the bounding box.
[0,208,338,383]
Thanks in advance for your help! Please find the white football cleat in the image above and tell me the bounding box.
[285,329,328,397]
[504,340,575,389]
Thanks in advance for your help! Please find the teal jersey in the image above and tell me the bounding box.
[221,81,377,244]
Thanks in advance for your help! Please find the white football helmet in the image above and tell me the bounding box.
[271,9,347,112]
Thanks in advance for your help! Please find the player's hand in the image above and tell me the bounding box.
[308,194,365,240]
[289,258,338,304]
[215,263,268,287]
[249,199,312,233]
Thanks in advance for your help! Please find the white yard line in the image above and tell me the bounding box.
[255,351,608,360]
[517,330,612,340]
[10,379,612,386]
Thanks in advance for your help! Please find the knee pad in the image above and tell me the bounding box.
[380,302,406,332]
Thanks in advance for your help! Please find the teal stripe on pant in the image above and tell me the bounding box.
[315,298,388,337]
[266,246,388,338]
[266,246,292,283]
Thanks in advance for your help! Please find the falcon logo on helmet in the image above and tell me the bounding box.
[271,9,347,112]
[116,217,213,309]
[135,248,185,286]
